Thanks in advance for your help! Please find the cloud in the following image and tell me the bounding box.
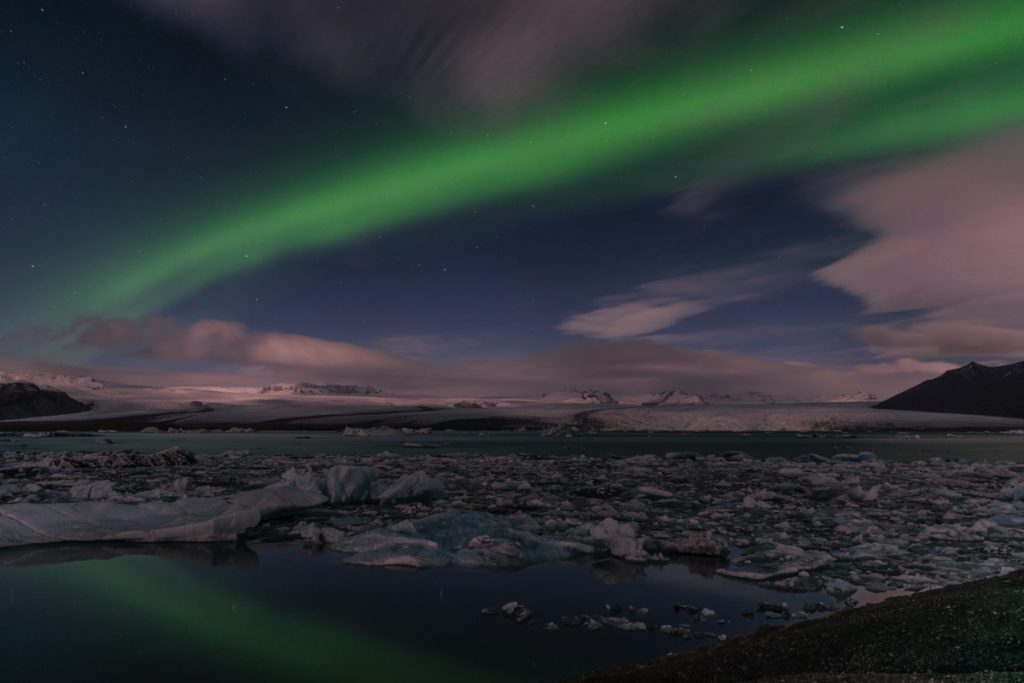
[851,357,958,376]
[61,316,409,372]
[816,127,1024,358]
[558,257,804,340]
[560,300,710,339]
[21,315,938,399]
[858,321,1024,359]
[126,0,720,112]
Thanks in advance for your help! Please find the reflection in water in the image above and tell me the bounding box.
[591,555,727,584]
[681,554,729,578]
[0,542,259,569]
[0,544,824,682]
[56,556,515,683]
[591,558,648,584]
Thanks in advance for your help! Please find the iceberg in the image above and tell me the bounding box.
[0,479,326,548]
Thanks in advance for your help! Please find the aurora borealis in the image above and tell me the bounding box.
[5,5,1024,678]
[4,0,1024,395]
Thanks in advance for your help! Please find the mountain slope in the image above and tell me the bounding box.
[875,361,1024,418]
[0,382,92,420]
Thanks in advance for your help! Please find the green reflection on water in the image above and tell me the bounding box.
[54,557,514,683]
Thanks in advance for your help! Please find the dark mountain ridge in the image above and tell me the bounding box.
[875,361,1024,418]
[0,382,92,420]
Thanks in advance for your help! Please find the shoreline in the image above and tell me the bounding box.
[569,568,1024,681]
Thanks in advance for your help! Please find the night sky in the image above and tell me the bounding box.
[3,1,1024,397]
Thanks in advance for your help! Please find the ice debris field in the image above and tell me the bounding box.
[4,441,1024,639]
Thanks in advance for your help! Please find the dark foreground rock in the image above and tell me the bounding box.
[569,568,1024,682]
[0,382,90,420]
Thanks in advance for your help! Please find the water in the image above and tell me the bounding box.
[0,543,821,683]
[3,429,1022,681]
[4,429,1024,461]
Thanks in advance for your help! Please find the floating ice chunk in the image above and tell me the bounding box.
[717,543,833,581]
[659,530,729,558]
[323,526,452,568]
[824,577,857,598]
[327,509,591,569]
[615,620,647,631]
[1000,481,1024,501]
[835,542,904,560]
[742,490,776,510]
[378,471,445,504]
[848,484,881,503]
[636,485,673,499]
[69,480,114,501]
[279,467,320,492]
[502,601,532,624]
[323,465,380,504]
[991,514,1024,529]
[45,448,196,469]
[229,482,327,518]
[295,520,323,545]
[833,451,876,463]
[0,476,326,548]
[588,517,648,562]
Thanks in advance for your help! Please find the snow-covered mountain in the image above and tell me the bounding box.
[259,383,382,396]
[0,381,92,419]
[541,389,618,405]
[0,371,104,391]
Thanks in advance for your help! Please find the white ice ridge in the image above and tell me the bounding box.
[0,479,326,547]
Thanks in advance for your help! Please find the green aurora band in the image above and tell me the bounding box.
[29,0,1024,325]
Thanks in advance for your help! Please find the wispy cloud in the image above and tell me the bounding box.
[817,127,1024,359]
[558,255,808,340]
[858,321,1024,359]
[60,316,410,372]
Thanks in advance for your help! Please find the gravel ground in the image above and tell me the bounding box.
[569,568,1024,682]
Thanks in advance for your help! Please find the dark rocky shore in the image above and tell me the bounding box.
[570,568,1024,682]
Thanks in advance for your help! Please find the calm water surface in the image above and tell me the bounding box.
[0,544,821,682]
[2,430,1022,681]
[4,429,1024,461]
